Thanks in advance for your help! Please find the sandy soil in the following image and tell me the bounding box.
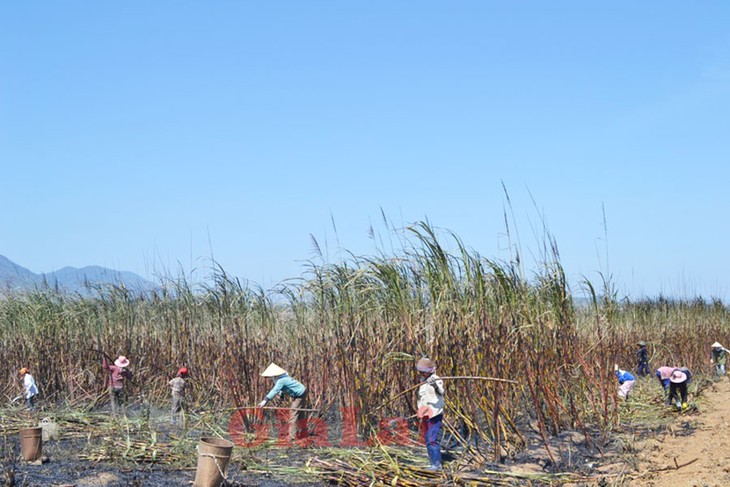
[633,377,730,486]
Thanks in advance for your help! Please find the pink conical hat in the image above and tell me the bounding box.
[670,370,687,383]
[114,356,130,368]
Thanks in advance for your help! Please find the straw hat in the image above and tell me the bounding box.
[19,368,28,375]
[638,341,646,347]
[114,356,130,368]
[712,342,723,348]
[670,370,688,384]
[416,357,436,373]
[261,363,287,377]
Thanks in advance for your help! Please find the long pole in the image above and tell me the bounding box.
[201,405,320,414]
[255,406,320,412]
[374,376,518,413]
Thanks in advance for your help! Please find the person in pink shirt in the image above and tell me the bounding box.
[655,366,674,405]
[102,355,132,416]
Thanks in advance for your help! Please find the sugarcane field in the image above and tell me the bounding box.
[1,224,730,486]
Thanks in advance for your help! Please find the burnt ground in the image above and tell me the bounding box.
[0,414,603,486]
[0,403,328,487]
[5,463,321,487]
[2,435,325,486]
[0,408,621,486]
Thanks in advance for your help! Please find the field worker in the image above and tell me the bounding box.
[710,342,728,375]
[636,341,650,377]
[655,366,674,404]
[416,357,445,471]
[668,367,692,410]
[614,365,636,400]
[19,368,38,411]
[258,363,307,443]
[103,355,132,416]
[169,367,188,424]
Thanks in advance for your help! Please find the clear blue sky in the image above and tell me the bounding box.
[2,2,729,300]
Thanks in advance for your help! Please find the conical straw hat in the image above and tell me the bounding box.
[712,342,723,348]
[261,363,286,377]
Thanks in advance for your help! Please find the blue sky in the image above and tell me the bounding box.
[1,2,729,300]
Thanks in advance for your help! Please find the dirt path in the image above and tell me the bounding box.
[634,377,730,486]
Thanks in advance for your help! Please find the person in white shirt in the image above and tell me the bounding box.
[711,342,728,375]
[20,367,38,411]
[415,357,444,471]
[169,367,188,424]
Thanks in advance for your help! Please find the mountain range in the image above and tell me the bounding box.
[0,255,154,295]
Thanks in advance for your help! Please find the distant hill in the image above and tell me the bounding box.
[0,255,154,296]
